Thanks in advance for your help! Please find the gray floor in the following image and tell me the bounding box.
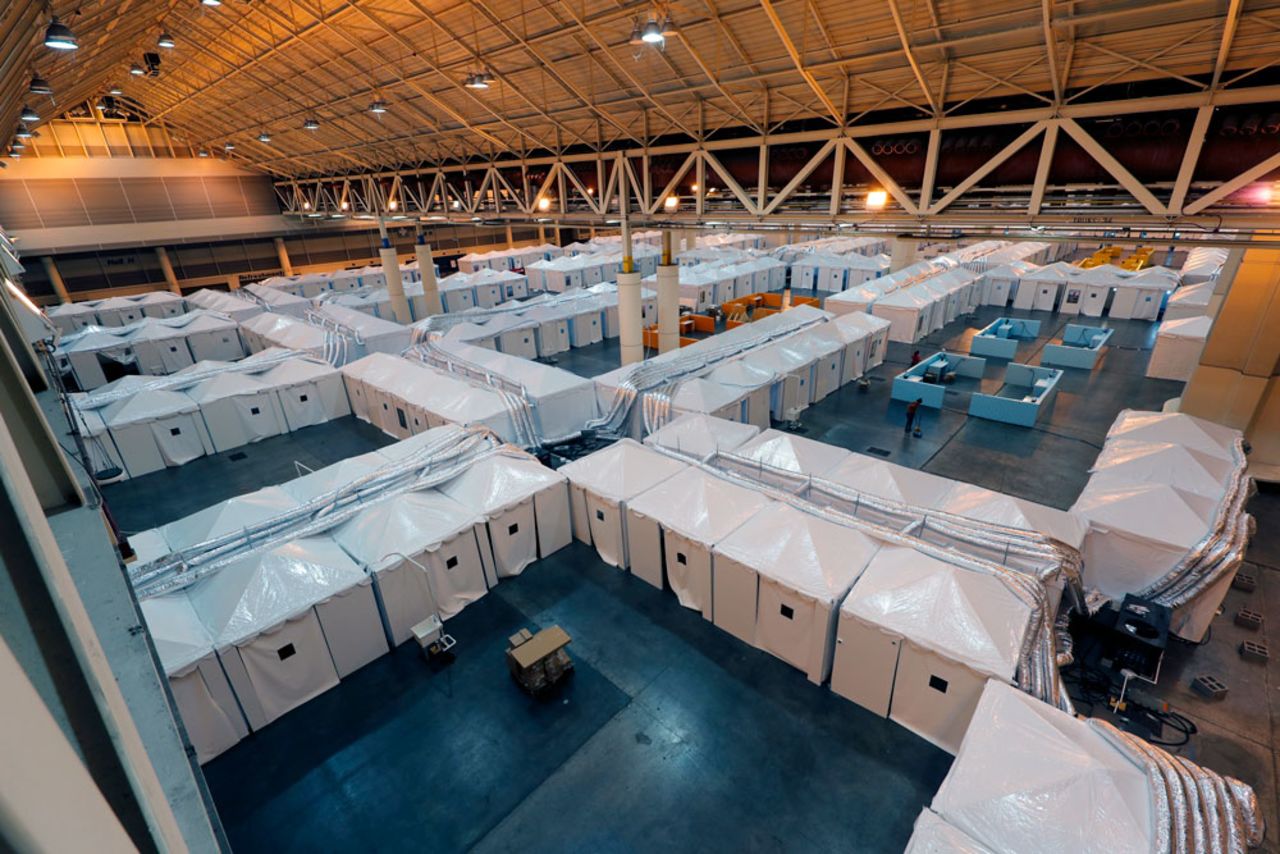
[92,300,1280,853]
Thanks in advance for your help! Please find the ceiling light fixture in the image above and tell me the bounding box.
[302,201,311,209]
[388,199,399,210]
[464,71,490,90]
[629,21,644,45]
[660,14,677,36]
[108,84,124,95]
[303,118,320,130]
[537,196,552,211]
[7,149,21,159]
[369,99,388,114]
[257,131,272,143]
[340,200,349,210]
[20,105,38,122]
[29,75,52,96]
[663,194,679,211]
[197,149,209,158]
[865,189,888,211]
[130,64,145,76]
[157,32,175,49]
[14,124,33,139]
[640,18,664,44]
[44,17,78,51]
[201,0,222,6]
[11,139,26,151]
[224,141,235,151]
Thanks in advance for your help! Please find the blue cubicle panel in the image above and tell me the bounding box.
[969,317,1043,360]
[1040,324,1114,370]
[891,351,987,409]
[968,363,1063,427]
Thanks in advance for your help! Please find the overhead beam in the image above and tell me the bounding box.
[930,122,1046,214]
[1059,118,1169,216]
[885,0,939,113]
[758,0,844,124]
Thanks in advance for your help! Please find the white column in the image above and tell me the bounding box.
[155,247,182,295]
[890,236,918,272]
[618,271,643,365]
[656,264,680,354]
[274,237,293,276]
[41,258,70,304]
[414,239,442,317]
[380,244,412,325]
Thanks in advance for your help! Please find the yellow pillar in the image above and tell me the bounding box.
[155,247,182,295]
[226,273,241,290]
[505,225,515,249]
[1180,248,1280,472]
[41,258,70,304]
[274,237,293,276]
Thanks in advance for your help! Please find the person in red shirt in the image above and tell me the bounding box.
[905,398,922,435]
[910,350,922,366]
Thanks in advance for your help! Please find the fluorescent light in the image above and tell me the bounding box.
[44,18,78,50]
[157,32,175,49]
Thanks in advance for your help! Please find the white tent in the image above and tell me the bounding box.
[644,412,759,461]
[722,428,851,487]
[245,283,310,317]
[178,312,246,362]
[1163,280,1215,321]
[702,360,775,429]
[668,377,752,424]
[558,439,689,568]
[873,286,937,343]
[928,681,1153,853]
[1109,271,1173,320]
[46,301,99,335]
[818,455,955,527]
[157,486,300,554]
[185,289,264,323]
[978,262,1037,308]
[316,304,412,354]
[94,296,146,326]
[129,321,196,375]
[136,291,187,319]
[1014,263,1076,312]
[833,311,891,372]
[1104,408,1239,457]
[831,546,1032,753]
[1089,439,1234,497]
[520,305,572,356]
[438,453,572,578]
[187,536,386,730]
[139,593,248,763]
[740,341,815,420]
[185,372,289,452]
[433,339,599,442]
[334,490,494,645]
[101,389,215,478]
[1146,314,1211,381]
[1180,246,1229,285]
[61,329,136,390]
[1072,265,1130,317]
[625,467,774,615]
[255,357,351,431]
[712,505,880,682]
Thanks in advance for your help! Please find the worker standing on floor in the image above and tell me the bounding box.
[905,398,923,436]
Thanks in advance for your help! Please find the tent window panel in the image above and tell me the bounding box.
[170,346,178,352]
[396,408,408,429]
[780,604,794,620]
[170,427,181,436]
[676,552,687,565]
[277,643,296,661]
[928,675,948,694]
[596,510,605,521]
[299,394,308,402]
[507,523,519,535]
[250,406,260,415]
[445,556,458,569]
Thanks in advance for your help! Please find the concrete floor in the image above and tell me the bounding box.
[95,300,1280,853]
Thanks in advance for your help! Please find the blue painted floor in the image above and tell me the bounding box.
[201,542,951,853]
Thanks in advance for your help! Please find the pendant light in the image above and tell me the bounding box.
[303,118,320,130]
[20,105,39,123]
[29,75,53,96]
[44,17,78,50]
[157,32,175,49]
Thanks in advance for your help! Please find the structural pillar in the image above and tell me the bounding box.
[274,237,293,276]
[226,273,241,290]
[154,247,182,295]
[378,221,412,325]
[41,257,70,304]
[618,220,643,366]
[656,231,680,354]
[414,233,442,318]
[505,225,515,249]
[1180,247,1280,474]
[889,236,918,272]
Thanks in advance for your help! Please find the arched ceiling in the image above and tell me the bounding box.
[5,0,1280,179]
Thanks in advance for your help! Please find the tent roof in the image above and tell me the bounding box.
[184,372,272,403]
[1091,440,1233,495]
[436,339,590,396]
[281,452,388,504]
[935,482,1087,548]
[102,389,200,425]
[333,489,480,570]
[904,810,994,854]
[627,466,773,543]
[1105,409,1239,459]
[644,413,759,460]
[843,546,1031,680]
[187,535,366,646]
[1071,481,1217,549]
[671,377,745,412]
[833,311,892,334]
[706,358,776,388]
[824,456,955,507]
[139,593,214,676]
[438,452,566,515]
[729,429,851,476]
[160,486,301,553]
[558,438,689,503]
[258,356,339,385]
[931,681,1152,853]
[1156,315,1212,339]
[714,504,880,602]
[47,302,99,316]
[875,286,936,308]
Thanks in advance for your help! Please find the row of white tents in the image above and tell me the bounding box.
[46,291,190,334]
[1146,247,1229,382]
[132,428,572,762]
[55,311,246,390]
[770,235,890,264]
[643,256,787,311]
[240,304,412,364]
[71,351,350,479]
[458,243,565,272]
[593,305,892,431]
[526,246,664,291]
[559,425,1079,754]
[1071,409,1250,642]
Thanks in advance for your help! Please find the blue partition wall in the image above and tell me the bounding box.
[1040,324,1115,369]
[969,317,1043,360]
[968,363,1063,426]
[891,351,987,408]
